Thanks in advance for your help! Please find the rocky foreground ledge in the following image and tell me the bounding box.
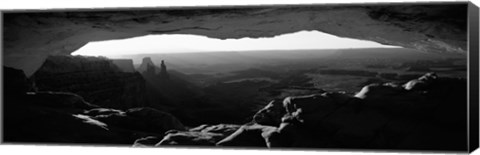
[3,66,467,151]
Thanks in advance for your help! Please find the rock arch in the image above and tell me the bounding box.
[2,3,469,76]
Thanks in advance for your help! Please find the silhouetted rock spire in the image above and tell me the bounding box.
[138,57,156,74]
[145,63,156,77]
[159,60,169,80]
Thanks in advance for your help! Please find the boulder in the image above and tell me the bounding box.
[84,108,125,116]
[133,136,163,147]
[155,124,241,146]
[94,107,185,135]
[403,72,437,91]
[189,124,241,134]
[252,99,286,126]
[254,92,352,127]
[216,124,277,147]
[157,131,225,146]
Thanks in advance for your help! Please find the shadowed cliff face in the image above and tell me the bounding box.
[32,55,148,109]
[4,66,185,145]
[3,3,468,76]
[111,59,135,72]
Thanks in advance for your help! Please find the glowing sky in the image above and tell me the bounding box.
[72,30,398,56]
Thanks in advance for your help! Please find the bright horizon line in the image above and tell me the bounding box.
[102,47,402,57]
[72,30,400,57]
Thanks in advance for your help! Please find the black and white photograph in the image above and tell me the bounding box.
[1,0,479,154]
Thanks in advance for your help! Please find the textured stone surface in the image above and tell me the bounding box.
[3,3,468,76]
[3,69,183,145]
[33,55,148,109]
[94,107,186,135]
[111,59,135,73]
[230,73,467,150]
[154,124,241,146]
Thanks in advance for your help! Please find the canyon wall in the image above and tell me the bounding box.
[33,55,148,109]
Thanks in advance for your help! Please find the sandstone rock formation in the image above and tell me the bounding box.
[210,73,467,150]
[138,57,158,74]
[133,136,163,147]
[3,66,469,151]
[3,66,33,97]
[128,73,468,151]
[4,68,186,145]
[155,124,241,146]
[2,3,470,76]
[138,58,170,80]
[32,55,148,109]
[3,67,123,144]
[159,60,170,80]
[216,123,278,147]
[111,59,136,73]
[90,107,186,135]
[158,130,228,146]
[5,99,184,145]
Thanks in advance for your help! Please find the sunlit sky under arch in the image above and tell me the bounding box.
[72,30,399,57]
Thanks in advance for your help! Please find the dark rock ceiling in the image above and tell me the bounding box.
[2,3,469,76]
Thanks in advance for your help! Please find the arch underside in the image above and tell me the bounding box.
[2,3,468,76]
